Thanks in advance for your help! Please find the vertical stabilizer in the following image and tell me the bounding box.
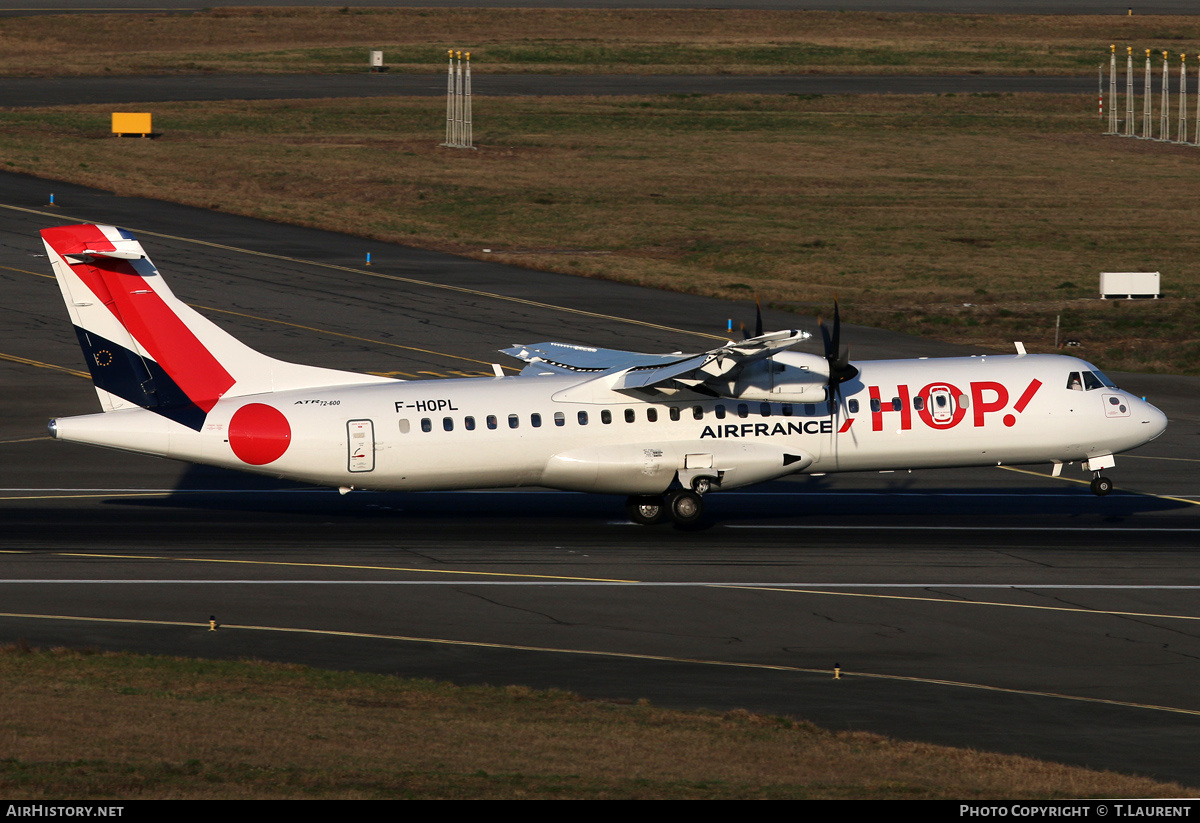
[42,224,393,431]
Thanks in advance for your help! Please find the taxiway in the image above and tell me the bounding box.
[1,173,1199,784]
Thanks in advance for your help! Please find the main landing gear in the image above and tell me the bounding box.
[1090,474,1113,496]
[626,479,714,527]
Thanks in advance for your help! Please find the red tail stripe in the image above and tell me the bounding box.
[43,225,235,412]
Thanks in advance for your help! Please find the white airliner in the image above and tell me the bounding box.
[42,223,1168,525]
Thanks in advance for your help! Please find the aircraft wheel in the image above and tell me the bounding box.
[626,495,666,525]
[691,475,716,495]
[667,489,705,526]
[1090,476,1113,497]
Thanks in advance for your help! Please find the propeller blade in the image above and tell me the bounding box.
[739,298,766,341]
[830,299,843,361]
[819,300,859,393]
[835,349,859,384]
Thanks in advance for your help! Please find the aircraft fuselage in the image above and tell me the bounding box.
[51,352,1167,495]
[40,223,1168,523]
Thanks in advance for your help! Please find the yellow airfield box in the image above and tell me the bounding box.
[112,112,152,137]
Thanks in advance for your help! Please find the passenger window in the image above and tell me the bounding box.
[508,414,519,429]
[647,408,658,423]
[669,407,681,422]
[625,409,635,423]
[487,415,498,430]
[421,418,432,433]
[958,395,970,409]
[760,403,771,417]
[693,406,703,420]
[601,409,612,424]
[737,403,749,418]
[870,398,881,413]
[848,399,859,414]
[399,419,410,434]
[531,413,542,428]
[891,397,901,412]
[913,397,924,411]
[465,416,476,431]
[781,404,793,417]
[443,417,454,432]
[714,405,726,420]
[578,410,589,425]
[554,411,565,427]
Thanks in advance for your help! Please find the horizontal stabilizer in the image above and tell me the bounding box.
[66,246,147,263]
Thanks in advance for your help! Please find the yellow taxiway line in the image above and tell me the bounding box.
[998,465,1200,507]
[0,608,1197,719]
[3,202,728,345]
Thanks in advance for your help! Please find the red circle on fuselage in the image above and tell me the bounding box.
[228,403,291,465]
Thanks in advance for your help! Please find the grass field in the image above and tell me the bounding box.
[3,91,1197,373]
[0,645,1191,799]
[1,8,1199,77]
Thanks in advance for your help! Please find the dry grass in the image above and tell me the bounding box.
[2,9,1200,77]
[2,92,1196,373]
[0,646,1190,799]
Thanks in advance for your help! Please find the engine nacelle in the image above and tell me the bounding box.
[541,440,813,494]
[721,351,830,404]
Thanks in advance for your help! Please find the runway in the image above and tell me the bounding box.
[2,173,1200,786]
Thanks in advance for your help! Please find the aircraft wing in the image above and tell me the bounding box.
[501,329,810,391]
[500,341,686,375]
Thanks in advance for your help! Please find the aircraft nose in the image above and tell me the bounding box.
[1140,399,1168,442]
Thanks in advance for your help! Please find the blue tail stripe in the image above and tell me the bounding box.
[73,326,207,431]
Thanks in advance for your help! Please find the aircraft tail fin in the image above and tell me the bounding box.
[42,223,391,430]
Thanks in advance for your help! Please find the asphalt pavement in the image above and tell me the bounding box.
[1,172,1199,785]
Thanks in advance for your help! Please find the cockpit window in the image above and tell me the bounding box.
[1067,370,1116,391]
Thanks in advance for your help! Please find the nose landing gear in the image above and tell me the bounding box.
[1090,474,1113,496]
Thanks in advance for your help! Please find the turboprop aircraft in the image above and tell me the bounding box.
[41,223,1168,526]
